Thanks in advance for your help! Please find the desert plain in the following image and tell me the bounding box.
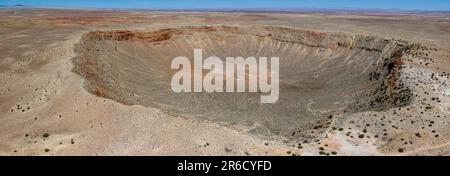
[1,8,450,156]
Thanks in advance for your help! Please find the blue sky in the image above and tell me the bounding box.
[1,0,450,11]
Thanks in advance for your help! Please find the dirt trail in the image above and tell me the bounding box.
[1,9,450,156]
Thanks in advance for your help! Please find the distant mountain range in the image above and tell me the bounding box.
[0,5,449,14]
[0,4,25,7]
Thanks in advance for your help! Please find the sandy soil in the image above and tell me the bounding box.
[1,8,450,156]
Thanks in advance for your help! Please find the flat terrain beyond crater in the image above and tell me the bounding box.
[2,9,450,155]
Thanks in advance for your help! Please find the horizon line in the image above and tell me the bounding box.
[2,6,450,13]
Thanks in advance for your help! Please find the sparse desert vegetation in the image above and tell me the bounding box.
[1,9,450,156]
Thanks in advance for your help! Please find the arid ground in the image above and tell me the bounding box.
[1,9,450,156]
